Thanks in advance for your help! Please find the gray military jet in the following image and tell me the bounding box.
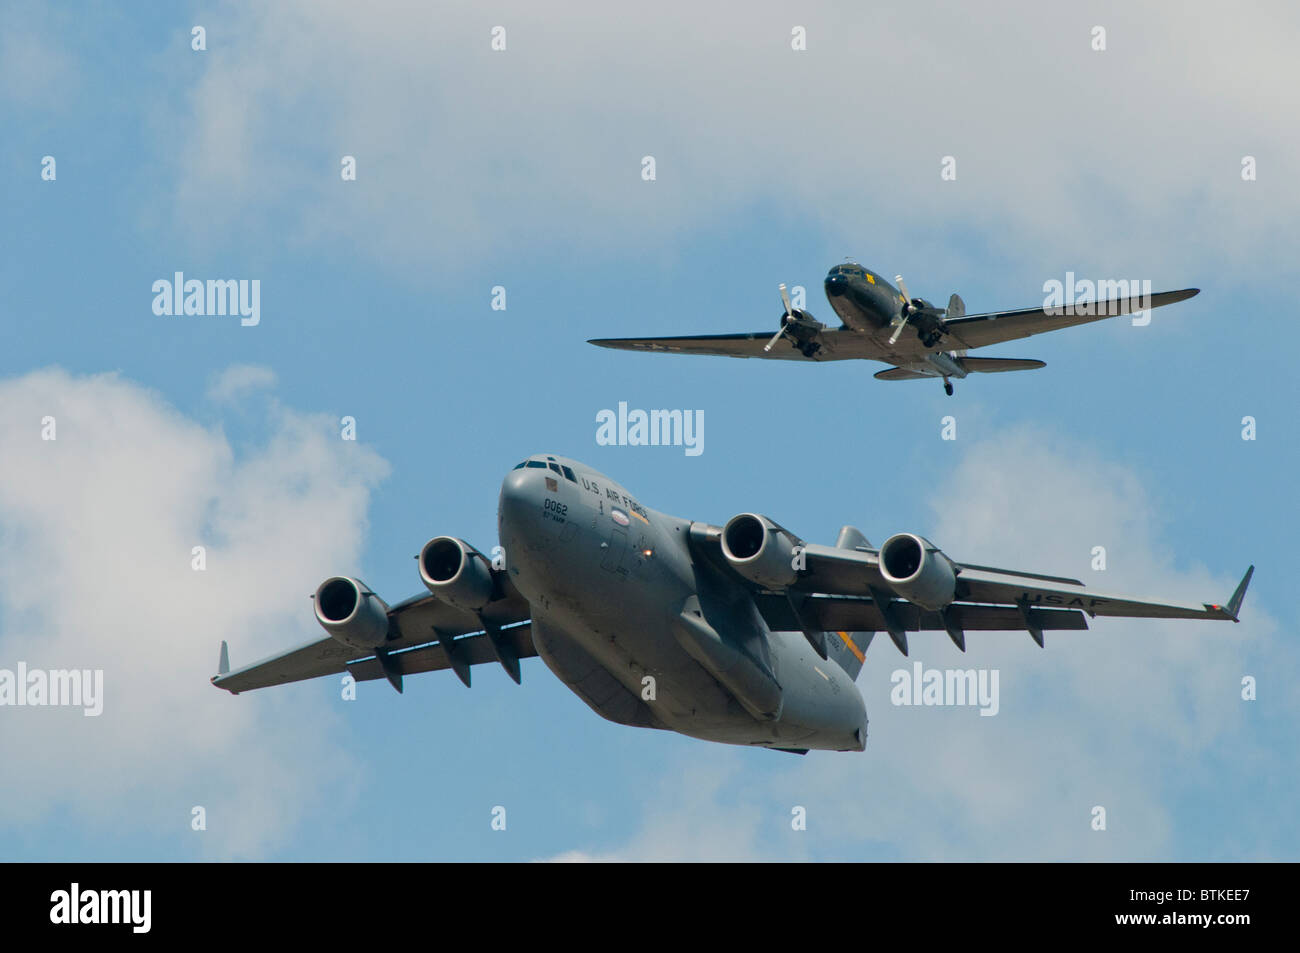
[590,263,1199,395]
[212,454,1251,753]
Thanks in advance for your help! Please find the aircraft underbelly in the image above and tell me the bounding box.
[541,585,863,750]
[540,602,747,731]
[530,616,663,729]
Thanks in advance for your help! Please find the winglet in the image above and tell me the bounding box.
[1221,565,1254,622]
[218,640,230,676]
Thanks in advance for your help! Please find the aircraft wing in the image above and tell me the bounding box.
[588,329,877,362]
[689,524,1251,649]
[212,585,533,693]
[210,636,359,693]
[942,288,1199,350]
[790,541,1252,623]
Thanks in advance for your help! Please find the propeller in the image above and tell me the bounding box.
[888,274,917,346]
[763,283,796,352]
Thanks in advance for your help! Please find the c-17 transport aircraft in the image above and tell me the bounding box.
[213,455,1252,753]
[589,262,1200,395]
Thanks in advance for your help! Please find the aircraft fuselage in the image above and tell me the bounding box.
[497,455,867,752]
[824,263,905,332]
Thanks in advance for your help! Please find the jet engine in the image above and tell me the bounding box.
[419,536,495,611]
[720,513,800,590]
[879,533,957,611]
[314,576,391,650]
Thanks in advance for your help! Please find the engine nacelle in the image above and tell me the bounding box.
[781,308,823,336]
[314,576,390,650]
[879,533,957,611]
[720,513,800,590]
[419,536,495,611]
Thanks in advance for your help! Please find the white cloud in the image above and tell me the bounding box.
[0,8,78,113]
[207,364,277,404]
[156,1,1300,280]
[0,368,389,857]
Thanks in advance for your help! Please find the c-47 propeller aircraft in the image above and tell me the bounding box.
[589,263,1200,395]
[213,455,1252,753]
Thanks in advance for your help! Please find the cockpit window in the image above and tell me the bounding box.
[561,465,577,483]
[513,461,527,470]
[525,460,547,469]
[548,462,563,476]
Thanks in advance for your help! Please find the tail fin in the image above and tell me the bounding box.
[826,629,874,681]
[825,526,875,680]
[947,294,965,318]
[835,525,873,551]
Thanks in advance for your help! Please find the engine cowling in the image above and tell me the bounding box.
[781,308,823,337]
[314,576,390,649]
[419,536,495,611]
[720,513,799,590]
[879,533,957,611]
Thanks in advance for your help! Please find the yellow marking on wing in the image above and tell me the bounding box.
[836,630,866,663]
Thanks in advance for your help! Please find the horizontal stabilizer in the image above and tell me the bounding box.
[874,367,933,381]
[960,357,1046,374]
[875,357,1045,381]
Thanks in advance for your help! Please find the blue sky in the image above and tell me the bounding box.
[1,2,1296,861]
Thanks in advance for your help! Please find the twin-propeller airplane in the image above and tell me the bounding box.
[590,262,1200,395]
[213,455,1251,754]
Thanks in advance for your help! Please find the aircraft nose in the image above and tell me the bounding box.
[498,464,557,591]
[824,273,848,297]
[498,468,535,531]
